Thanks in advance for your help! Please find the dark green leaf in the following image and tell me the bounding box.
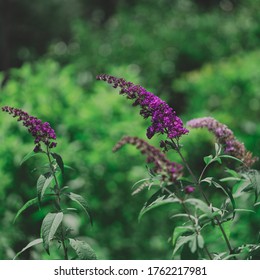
[184,198,212,217]
[37,174,54,202]
[67,192,92,225]
[51,152,64,174]
[14,238,43,260]
[13,197,39,223]
[172,226,194,247]
[41,212,63,255]
[138,196,180,222]
[69,239,97,260]
[212,181,236,212]
[20,150,44,165]
[172,234,195,256]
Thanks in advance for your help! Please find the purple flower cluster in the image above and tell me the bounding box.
[2,106,57,152]
[96,74,189,140]
[187,117,257,167]
[113,136,183,182]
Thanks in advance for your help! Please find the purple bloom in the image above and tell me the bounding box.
[113,136,183,182]
[187,117,257,168]
[2,106,57,152]
[184,186,195,194]
[96,74,189,140]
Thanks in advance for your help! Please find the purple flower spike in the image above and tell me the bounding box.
[96,74,189,140]
[187,117,257,168]
[113,136,183,182]
[2,106,57,152]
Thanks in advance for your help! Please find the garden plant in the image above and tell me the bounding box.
[97,74,260,260]
[2,106,96,260]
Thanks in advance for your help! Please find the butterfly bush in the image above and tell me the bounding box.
[98,74,260,260]
[113,136,183,182]
[2,106,57,152]
[187,117,257,168]
[96,74,189,140]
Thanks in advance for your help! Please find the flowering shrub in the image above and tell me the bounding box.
[98,75,260,260]
[2,106,96,260]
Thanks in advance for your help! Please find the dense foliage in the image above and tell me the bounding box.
[1,0,260,259]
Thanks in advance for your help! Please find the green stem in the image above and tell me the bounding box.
[46,146,68,260]
[170,139,234,255]
[164,187,212,260]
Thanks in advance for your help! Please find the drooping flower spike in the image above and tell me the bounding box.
[96,74,189,140]
[2,106,57,152]
[187,117,257,168]
[113,136,183,182]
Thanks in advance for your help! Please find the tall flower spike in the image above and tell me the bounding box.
[187,117,257,168]
[113,136,183,182]
[2,106,57,152]
[96,74,189,140]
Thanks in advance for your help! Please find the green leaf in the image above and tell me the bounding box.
[172,226,194,247]
[215,143,222,156]
[51,152,64,174]
[221,220,232,241]
[203,155,213,165]
[69,239,97,260]
[197,234,204,249]
[184,198,212,217]
[219,155,244,164]
[225,168,240,178]
[215,157,222,164]
[13,197,39,223]
[234,209,255,214]
[20,150,43,165]
[189,234,197,253]
[201,177,213,185]
[41,212,63,255]
[254,202,260,207]
[14,238,43,260]
[172,234,195,256]
[220,177,241,182]
[170,213,196,222]
[212,181,236,212]
[67,192,92,225]
[37,174,54,202]
[138,196,180,222]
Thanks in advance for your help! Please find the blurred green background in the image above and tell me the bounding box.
[0,0,260,259]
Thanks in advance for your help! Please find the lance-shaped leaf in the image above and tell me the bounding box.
[172,234,195,256]
[51,152,64,174]
[66,192,92,225]
[212,181,236,212]
[172,226,194,248]
[41,212,63,255]
[13,197,39,223]
[14,238,43,259]
[37,174,54,202]
[20,150,44,165]
[69,239,97,260]
[138,196,180,222]
[184,198,212,217]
